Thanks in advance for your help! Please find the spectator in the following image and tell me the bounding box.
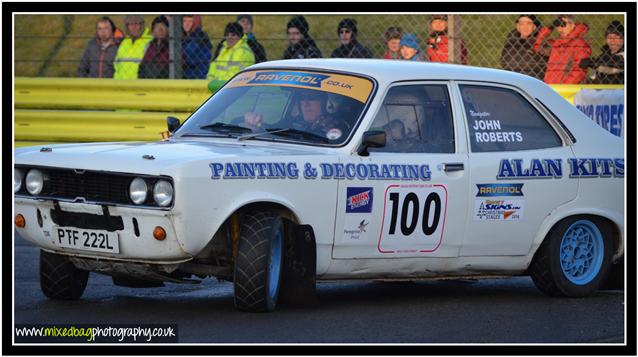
[383,26,402,60]
[500,15,548,80]
[533,15,592,84]
[113,15,153,79]
[580,20,624,84]
[207,22,255,82]
[237,15,268,63]
[399,33,426,61]
[182,15,212,79]
[283,15,322,59]
[77,16,120,78]
[138,15,170,79]
[330,18,373,58]
[426,14,468,64]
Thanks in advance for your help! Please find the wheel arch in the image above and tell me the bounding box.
[529,209,624,267]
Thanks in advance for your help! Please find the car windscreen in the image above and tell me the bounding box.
[175,69,375,145]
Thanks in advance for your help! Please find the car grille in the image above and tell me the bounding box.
[46,169,131,204]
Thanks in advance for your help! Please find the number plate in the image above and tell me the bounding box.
[52,226,120,254]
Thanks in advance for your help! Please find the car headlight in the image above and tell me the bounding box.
[14,168,22,193]
[153,180,174,207]
[129,177,148,205]
[25,169,44,195]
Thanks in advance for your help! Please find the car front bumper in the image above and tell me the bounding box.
[14,197,192,263]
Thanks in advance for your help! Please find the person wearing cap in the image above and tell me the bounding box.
[283,15,322,59]
[426,14,468,64]
[500,15,548,80]
[579,20,624,84]
[237,15,267,63]
[113,15,153,79]
[181,15,212,79]
[207,22,255,82]
[138,15,170,79]
[330,18,373,58]
[533,15,592,84]
[399,33,426,62]
[77,17,121,78]
[383,26,403,60]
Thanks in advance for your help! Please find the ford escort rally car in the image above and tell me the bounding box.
[14,59,624,312]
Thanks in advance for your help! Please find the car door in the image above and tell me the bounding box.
[332,82,469,259]
[454,82,578,256]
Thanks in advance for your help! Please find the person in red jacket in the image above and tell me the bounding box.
[533,15,592,84]
[426,14,468,64]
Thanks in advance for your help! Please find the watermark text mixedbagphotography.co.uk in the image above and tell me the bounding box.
[14,324,178,343]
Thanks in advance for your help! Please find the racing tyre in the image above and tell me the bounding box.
[40,250,89,300]
[234,212,284,312]
[530,216,613,297]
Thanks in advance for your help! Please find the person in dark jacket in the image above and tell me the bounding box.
[181,15,212,79]
[138,15,170,79]
[330,18,373,58]
[237,15,267,62]
[77,17,120,78]
[500,15,548,80]
[580,20,624,84]
[283,15,322,59]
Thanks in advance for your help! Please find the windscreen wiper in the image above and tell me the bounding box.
[238,127,329,143]
[199,123,253,135]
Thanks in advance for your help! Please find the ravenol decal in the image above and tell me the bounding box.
[247,71,329,88]
[346,187,373,213]
[226,70,374,103]
[476,183,524,197]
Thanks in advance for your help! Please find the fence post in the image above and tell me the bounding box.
[447,15,463,64]
[169,15,183,79]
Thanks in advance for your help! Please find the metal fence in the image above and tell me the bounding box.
[14,14,625,84]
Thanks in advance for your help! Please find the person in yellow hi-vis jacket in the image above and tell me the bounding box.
[207,22,255,82]
[113,15,153,79]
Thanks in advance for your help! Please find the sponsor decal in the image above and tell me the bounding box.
[325,128,342,140]
[496,158,624,179]
[209,162,431,181]
[247,71,329,88]
[474,199,524,221]
[226,70,374,103]
[346,187,373,213]
[343,218,370,241]
[476,183,524,197]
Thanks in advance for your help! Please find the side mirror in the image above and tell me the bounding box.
[167,116,181,133]
[357,130,386,157]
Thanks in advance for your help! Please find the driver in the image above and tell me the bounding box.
[243,90,346,140]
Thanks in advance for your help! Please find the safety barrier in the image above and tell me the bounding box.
[13,77,623,147]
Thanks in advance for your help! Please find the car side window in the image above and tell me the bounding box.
[369,84,455,153]
[459,85,562,152]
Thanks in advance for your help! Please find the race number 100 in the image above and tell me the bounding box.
[378,184,447,253]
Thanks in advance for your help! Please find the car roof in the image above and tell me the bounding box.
[249,58,535,85]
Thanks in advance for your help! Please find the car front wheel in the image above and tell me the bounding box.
[530,216,613,297]
[233,212,284,312]
[40,250,89,300]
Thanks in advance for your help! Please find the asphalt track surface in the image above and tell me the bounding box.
[13,232,624,344]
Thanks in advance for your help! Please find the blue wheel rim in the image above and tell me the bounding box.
[559,220,604,285]
[268,227,282,301]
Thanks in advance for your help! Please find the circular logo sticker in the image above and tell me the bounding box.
[326,128,343,140]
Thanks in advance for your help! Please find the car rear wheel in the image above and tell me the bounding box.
[530,216,613,297]
[40,250,89,300]
[233,212,284,312]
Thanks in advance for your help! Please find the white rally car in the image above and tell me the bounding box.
[14,59,624,312]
